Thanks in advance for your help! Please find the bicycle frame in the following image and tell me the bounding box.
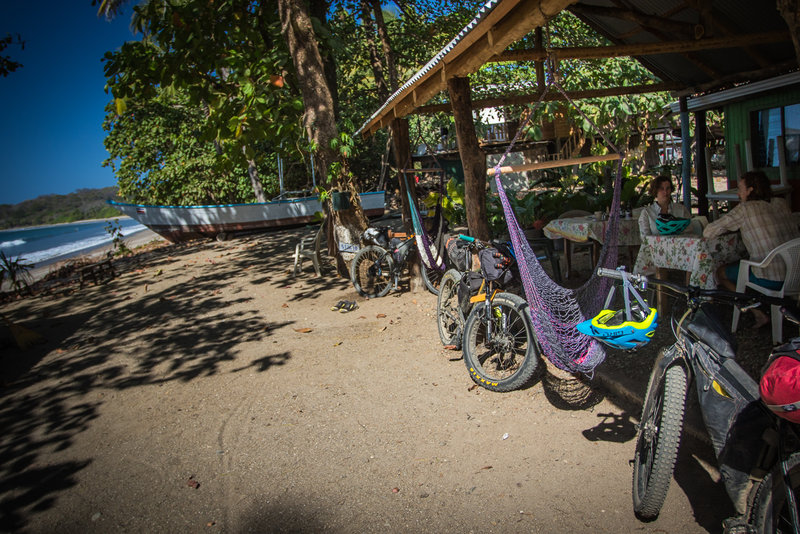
[366,233,416,290]
[598,267,800,525]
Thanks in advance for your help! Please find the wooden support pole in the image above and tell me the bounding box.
[695,110,709,216]
[680,97,692,210]
[534,27,546,93]
[448,76,489,241]
[390,117,414,228]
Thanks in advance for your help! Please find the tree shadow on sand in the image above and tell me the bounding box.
[0,228,337,530]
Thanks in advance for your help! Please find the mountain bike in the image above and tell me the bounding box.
[350,228,441,298]
[595,268,800,531]
[457,235,540,392]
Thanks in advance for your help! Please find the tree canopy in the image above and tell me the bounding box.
[100,1,679,232]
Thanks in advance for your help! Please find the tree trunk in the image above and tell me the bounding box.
[371,0,398,91]
[277,0,338,187]
[360,0,389,101]
[278,0,366,277]
[243,148,266,202]
[447,76,489,241]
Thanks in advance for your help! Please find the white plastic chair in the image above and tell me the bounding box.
[292,220,325,277]
[731,237,800,345]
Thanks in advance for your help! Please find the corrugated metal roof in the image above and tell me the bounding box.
[357,0,798,137]
[355,0,502,136]
[569,0,795,88]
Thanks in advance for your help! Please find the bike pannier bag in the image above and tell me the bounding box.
[445,236,471,272]
[457,271,484,317]
[691,307,772,514]
[362,227,390,248]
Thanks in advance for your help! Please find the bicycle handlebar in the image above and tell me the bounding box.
[596,267,800,325]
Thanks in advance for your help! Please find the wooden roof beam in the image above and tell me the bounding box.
[415,81,682,114]
[569,4,697,38]
[569,3,721,77]
[683,0,772,67]
[491,31,790,62]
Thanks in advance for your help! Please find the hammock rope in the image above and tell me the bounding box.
[493,76,623,375]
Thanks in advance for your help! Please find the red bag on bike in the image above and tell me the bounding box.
[760,338,800,424]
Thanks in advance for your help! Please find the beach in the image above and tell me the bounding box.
[0,227,751,532]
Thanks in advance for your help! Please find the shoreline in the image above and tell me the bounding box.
[0,215,134,234]
[22,228,166,284]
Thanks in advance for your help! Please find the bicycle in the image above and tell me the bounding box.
[593,267,800,531]
[454,235,540,392]
[350,227,441,298]
[436,234,481,349]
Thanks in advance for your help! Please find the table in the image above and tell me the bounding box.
[543,215,641,277]
[633,232,745,290]
[543,215,641,246]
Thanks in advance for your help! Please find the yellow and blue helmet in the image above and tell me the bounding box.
[577,305,658,350]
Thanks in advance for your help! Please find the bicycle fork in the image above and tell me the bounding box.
[474,282,502,348]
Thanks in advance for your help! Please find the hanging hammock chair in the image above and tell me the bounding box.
[493,77,625,375]
[400,124,450,272]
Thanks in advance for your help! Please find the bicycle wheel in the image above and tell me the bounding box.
[351,245,394,298]
[462,292,539,392]
[437,269,464,347]
[632,358,687,520]
[421,261,443,295]
[747,451,800,534]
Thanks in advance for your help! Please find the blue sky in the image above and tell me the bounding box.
[1,3,139,205]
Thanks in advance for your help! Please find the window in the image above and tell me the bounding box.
[752,104,800,167]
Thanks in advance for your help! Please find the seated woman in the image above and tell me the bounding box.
[703,170,800,327]
[638,175,691,238]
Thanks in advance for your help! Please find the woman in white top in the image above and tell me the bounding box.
[638,175,691,238]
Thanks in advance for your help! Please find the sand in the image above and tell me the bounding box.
[0,227,745,532]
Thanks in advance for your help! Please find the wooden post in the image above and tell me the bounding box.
[390,117,414,229]
[680,97,692,210]
[695,110,708,216]
[447,76,490,241]
[535,27,546,93]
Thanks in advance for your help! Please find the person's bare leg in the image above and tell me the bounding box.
[751,307,770,329]
[716,264,736,291]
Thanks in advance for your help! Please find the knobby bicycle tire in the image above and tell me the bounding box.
[462,292,539,392]
[747,451,800,533]
[632,360,687,520]
[437,269,464,347]
[351,245,394,298]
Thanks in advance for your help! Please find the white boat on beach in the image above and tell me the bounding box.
[108,191,385,242]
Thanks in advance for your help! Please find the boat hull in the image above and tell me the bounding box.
[108,191,385,243]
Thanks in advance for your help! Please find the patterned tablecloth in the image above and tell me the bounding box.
[543,215,641,246]
[633,232,745,289]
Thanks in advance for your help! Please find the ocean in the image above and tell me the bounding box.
[0,218,148,268]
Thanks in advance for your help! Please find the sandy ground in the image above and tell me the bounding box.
[0,226,759,533]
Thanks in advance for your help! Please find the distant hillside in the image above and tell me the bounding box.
[0,187,122,229]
